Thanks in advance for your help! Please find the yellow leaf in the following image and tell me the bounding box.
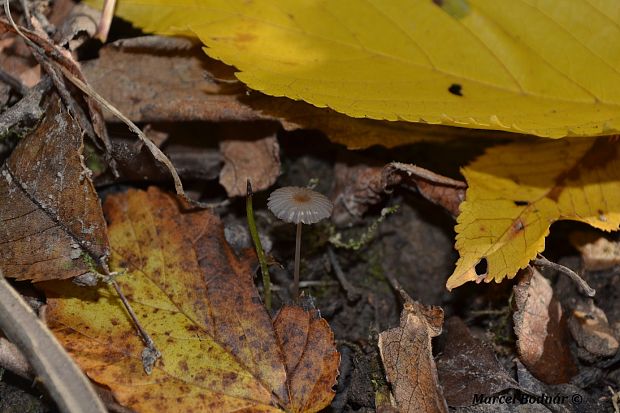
[448,138,620,290]
[90,0,620,138]
[42,187,338,413]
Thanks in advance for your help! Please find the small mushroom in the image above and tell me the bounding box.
[268,186,333,298]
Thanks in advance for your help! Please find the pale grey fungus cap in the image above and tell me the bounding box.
[267,186,333,225]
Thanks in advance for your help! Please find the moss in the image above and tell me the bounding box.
[329,205,399,251]
[83,142,106,175]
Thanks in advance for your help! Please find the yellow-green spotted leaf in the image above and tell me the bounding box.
[42,187,338,413]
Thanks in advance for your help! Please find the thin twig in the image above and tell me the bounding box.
[102,264,161,374]
[327,246,361,302]
[533,254,596,297]
[0,271,106,413]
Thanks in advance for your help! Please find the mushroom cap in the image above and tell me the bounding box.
[267,186,333,224]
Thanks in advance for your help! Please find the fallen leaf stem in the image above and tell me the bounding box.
[533,254,596,297]
[95,0,116,42]
[0,271,106,413]
[246,180,271,310]
[108,278,161,373]
[294,221,302,300]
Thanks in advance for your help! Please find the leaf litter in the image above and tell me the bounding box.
[2,1,620,412]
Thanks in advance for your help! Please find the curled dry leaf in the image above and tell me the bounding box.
[0,97,108,281]
[219,135,280,197]
[436,317,518,407]
[378,299,448,413]
[42,187,338,413]
[331,160,466,225]
[568,300,619,358]
[512,269,577,384]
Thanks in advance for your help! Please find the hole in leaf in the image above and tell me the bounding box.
[448,83,463,96]
[514,200,529,206]
[475,258,488,276]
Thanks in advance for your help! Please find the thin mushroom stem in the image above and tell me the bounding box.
[293,222,302,299]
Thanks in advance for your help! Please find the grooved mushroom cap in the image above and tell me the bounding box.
[267,186,333,224]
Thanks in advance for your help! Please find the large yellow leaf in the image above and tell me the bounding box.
[42,187,338,413]
[448,138,620,290]
[92,0,620,137]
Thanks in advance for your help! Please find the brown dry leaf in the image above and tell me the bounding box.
[331,160,466,225]
[436,317,518,407]
[273,306,341,412]
[568,300,619,358]
[0,97,108,281]
[219,135,280,197]
[570,231,620,271]
[382,162,466,217]
[513,269,576,384]
[378,299,448,413]
[82,40,271,123]
[43,187,338,412]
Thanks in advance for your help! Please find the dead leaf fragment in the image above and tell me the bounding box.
[569,300,619,358]
[512,269,577,384]
[570,231,620,271]
[273,307,339,413]
[378,299,448,413]
[43,187,338,412]
[331,160,466,225]
[0,97,108,281]
[219,136,280,197]
[82,41,268,123]
[436,317,518,407]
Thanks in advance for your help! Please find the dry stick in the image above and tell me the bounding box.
[533,254,596,297]
[327,246,361,302]
[0,272,106,413]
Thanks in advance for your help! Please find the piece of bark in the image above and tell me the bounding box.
[378,299,448,413]
[437,317,518,407]
[219,136,280,197]
[512,269,577,384]
[0,97,108,281]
